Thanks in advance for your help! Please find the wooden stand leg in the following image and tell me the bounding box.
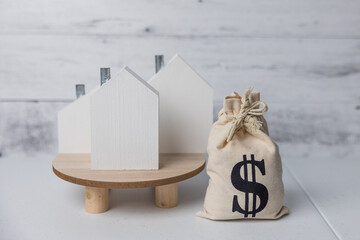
[85,187,109,213]
[155,183,178,208]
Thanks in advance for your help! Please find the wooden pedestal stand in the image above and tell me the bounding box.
[52,153,205,214]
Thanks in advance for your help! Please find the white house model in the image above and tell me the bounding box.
[58,87,99,154]
[148,55,213,154]
[90,67,159,170]
[58,67,159,170]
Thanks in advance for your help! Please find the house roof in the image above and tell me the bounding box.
[59,66,157,113]
[122,66,159,96]
[58,85,100,113]
[99,66,159,96]
[148,54,213,90]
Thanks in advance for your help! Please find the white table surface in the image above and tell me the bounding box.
[1,143,357,240]
[284,144,360,240]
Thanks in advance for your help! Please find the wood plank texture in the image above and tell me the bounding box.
[1,36,359,102]
[52,153,205,188]
[0,0,359,37]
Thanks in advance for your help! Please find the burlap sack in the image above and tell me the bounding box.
[197,87,289,220]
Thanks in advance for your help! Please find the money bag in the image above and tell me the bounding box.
[197,87,289,220]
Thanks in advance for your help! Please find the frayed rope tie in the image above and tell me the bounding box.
[226,87,268,143]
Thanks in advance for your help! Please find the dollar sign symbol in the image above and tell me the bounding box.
[231,154,269,217]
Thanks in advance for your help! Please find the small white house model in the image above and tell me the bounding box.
[148,55,213,154]
[58,67,159,170]
[90,67,159,170]
[58,87,99,154]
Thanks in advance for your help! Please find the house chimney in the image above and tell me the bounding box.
[155,55,164,73]
[100,68,111,85]
[75,84,85,98]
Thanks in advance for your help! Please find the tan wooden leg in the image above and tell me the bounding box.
[85,187,109,213]
[155,183,178,208]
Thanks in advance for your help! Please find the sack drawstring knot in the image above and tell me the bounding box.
[226,87,268,142]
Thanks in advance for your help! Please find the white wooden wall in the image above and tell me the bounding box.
[0,0,359,155]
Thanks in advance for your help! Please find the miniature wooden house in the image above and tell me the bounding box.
[90,67,159,170]
[58,87,99,154]
[148,55,213,154]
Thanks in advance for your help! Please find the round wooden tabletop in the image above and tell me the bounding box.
[52,153,206,189]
